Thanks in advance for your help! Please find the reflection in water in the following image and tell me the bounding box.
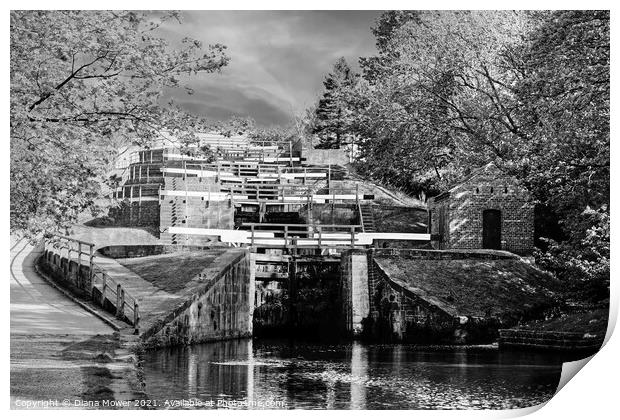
[350,343,367,409]
[142,339,564,409]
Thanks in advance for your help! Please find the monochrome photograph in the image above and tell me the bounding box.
[9,7,611,411]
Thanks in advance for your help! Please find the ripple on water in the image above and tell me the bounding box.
[141,339,562,410]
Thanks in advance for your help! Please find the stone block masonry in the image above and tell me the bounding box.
[498,329,605,353]
[340,249,371,336]
[139,250,255,349]
[159,176,234,245]
[429,163,535,255]
[340,248,561,344]
[108,201,160,228]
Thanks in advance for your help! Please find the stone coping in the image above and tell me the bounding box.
[343,247,519,260]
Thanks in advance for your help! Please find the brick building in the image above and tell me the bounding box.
[428,163,534,255]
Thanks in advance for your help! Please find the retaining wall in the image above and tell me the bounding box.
[340,248,548,344]
[141,252,255,348]
[498,329,605,353]
[40,249,93,298]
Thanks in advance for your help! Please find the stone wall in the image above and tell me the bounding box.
[341,249,371,337]
[299,203,358,226]
[159,176,234,245]
[159,197,234,245]
[142,251,254,348]
[300,147,350,166]
[369,259,463,343]
[108,201,160,228]
[499,329,605,353]
[340,248,458,341]
[341,248,534,343]
[40,249,93,297]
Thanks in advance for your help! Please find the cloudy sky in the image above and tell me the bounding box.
[158,11,382,127]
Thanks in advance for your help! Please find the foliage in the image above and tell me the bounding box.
[10,10,229,236]
[515,11,610,298]
[309,10,609,301]
[344,11,535,197]
[311,57,358,149]
[535,207,609,301]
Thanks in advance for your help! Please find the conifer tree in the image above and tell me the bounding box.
[312,57,356,149]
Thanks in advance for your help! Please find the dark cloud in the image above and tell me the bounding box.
[158,10,382,127]
[166,82,293,126]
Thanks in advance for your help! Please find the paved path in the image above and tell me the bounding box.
[10,237,111,335]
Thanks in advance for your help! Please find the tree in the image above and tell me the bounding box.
[348,11,534,197]
[359,10,422,83]
[10,11,229,236]
[346,10,609,300]
[312,57,357,149]
[514,11,610,298]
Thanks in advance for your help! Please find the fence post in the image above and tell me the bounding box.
[350,226,355,248]
[89,244,94,284]
[101,274,107,307]
[134,302,140,334]
[129,185,134,222]
[284,225,289,249]
[328,164,331,188]
[289,139,293,167]
[77,242,82,268]
[116,284,122,318]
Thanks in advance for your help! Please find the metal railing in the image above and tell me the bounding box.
[164,161,327,176]
[43,234,140,330]
[242,222,364,249]
[90,264,139,328]
[44,234,95,280]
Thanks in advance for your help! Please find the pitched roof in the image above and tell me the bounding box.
[432,162,513,201]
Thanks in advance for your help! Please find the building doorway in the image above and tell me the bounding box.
[482,209,502,250]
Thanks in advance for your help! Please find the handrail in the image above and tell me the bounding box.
[220,188,358,197]
[244,223,363,248]
[358,201,366,234]
[242,222,363,229]
[164,162,327,174]
[47,233,95,248]
[43,234,140,331]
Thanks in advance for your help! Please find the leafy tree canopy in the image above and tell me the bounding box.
[514,10,609,295]
[349,11,534,196]
[10,10,229,236]
[307,10,609,299]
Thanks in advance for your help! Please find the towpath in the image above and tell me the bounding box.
[10,237,138,408]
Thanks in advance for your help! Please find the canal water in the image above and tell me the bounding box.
[141,339,565,410]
